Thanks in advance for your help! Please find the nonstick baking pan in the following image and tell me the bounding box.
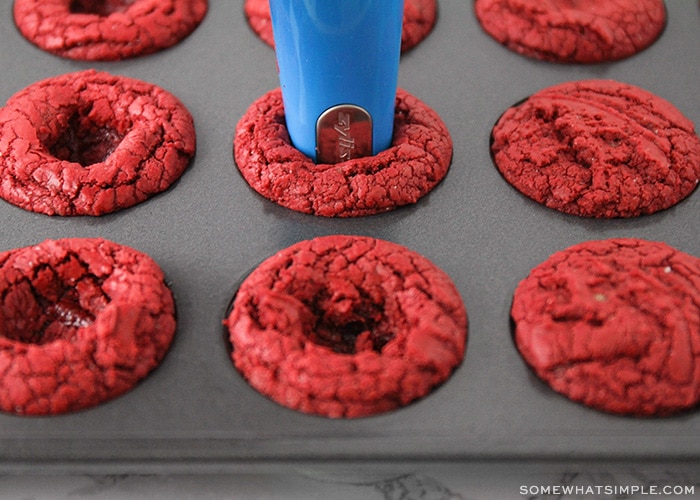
[0,0,698,470]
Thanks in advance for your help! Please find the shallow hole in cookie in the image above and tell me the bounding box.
[309,303,394,355]
[47,111,124,167]
[1,272,103,345]
[69,0,136,15]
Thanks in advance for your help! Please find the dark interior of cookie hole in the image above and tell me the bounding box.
[47,110,124,167]
[1,272,102,345]
[222,269,396,357]
[309,302,394,355]
[69,0,136,15]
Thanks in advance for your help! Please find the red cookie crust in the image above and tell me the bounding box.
[512,238,700,417]
[490,79,700,218]
[14,0,208,61]
[234,88,452,217]
[224,235,468,418]
[0,238,176,416]
[474,0,666,63]
[0,69,196,216]
[244,0,437,53]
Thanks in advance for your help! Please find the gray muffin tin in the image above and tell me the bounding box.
[0,0,698,471]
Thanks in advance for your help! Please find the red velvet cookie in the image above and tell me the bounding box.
[244,0,437,53]
[14,0,208,61]
[474,0,666,63]
[224,235,468,418]
[0,238,176,416]
[0,70,196,216]
[234,88,452,217]
[512,238,700,417]
[491,80,700,218]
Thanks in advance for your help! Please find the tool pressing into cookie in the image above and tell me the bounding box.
[269,0,404,164]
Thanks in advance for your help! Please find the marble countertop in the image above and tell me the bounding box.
[2,462,699,499]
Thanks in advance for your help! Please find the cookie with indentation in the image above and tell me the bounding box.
[512,238,700,416]
[14,0,208,61]
[0,237,176,416]
[224,235,468,418]
[474,0,666,63]
[490,79,700,218]
[0,70,196,216]
[234,88,452,217]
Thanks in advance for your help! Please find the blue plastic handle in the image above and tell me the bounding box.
[269,0,404,162]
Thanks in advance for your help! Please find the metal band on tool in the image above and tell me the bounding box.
[316,104,373,164]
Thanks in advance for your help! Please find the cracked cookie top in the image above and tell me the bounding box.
[14,0,208,61]
[474,0,666,63]
[224,235,468,418]
[0,70,196,216]
[234,88,452,217]
[490,79,700,218]
[512,238,700,416]
[0,237,176,415]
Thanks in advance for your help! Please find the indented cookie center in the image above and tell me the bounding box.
[47,112,124,167]
[1,270,105,345]
[69,0,136,15]
[309,300,393,354]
